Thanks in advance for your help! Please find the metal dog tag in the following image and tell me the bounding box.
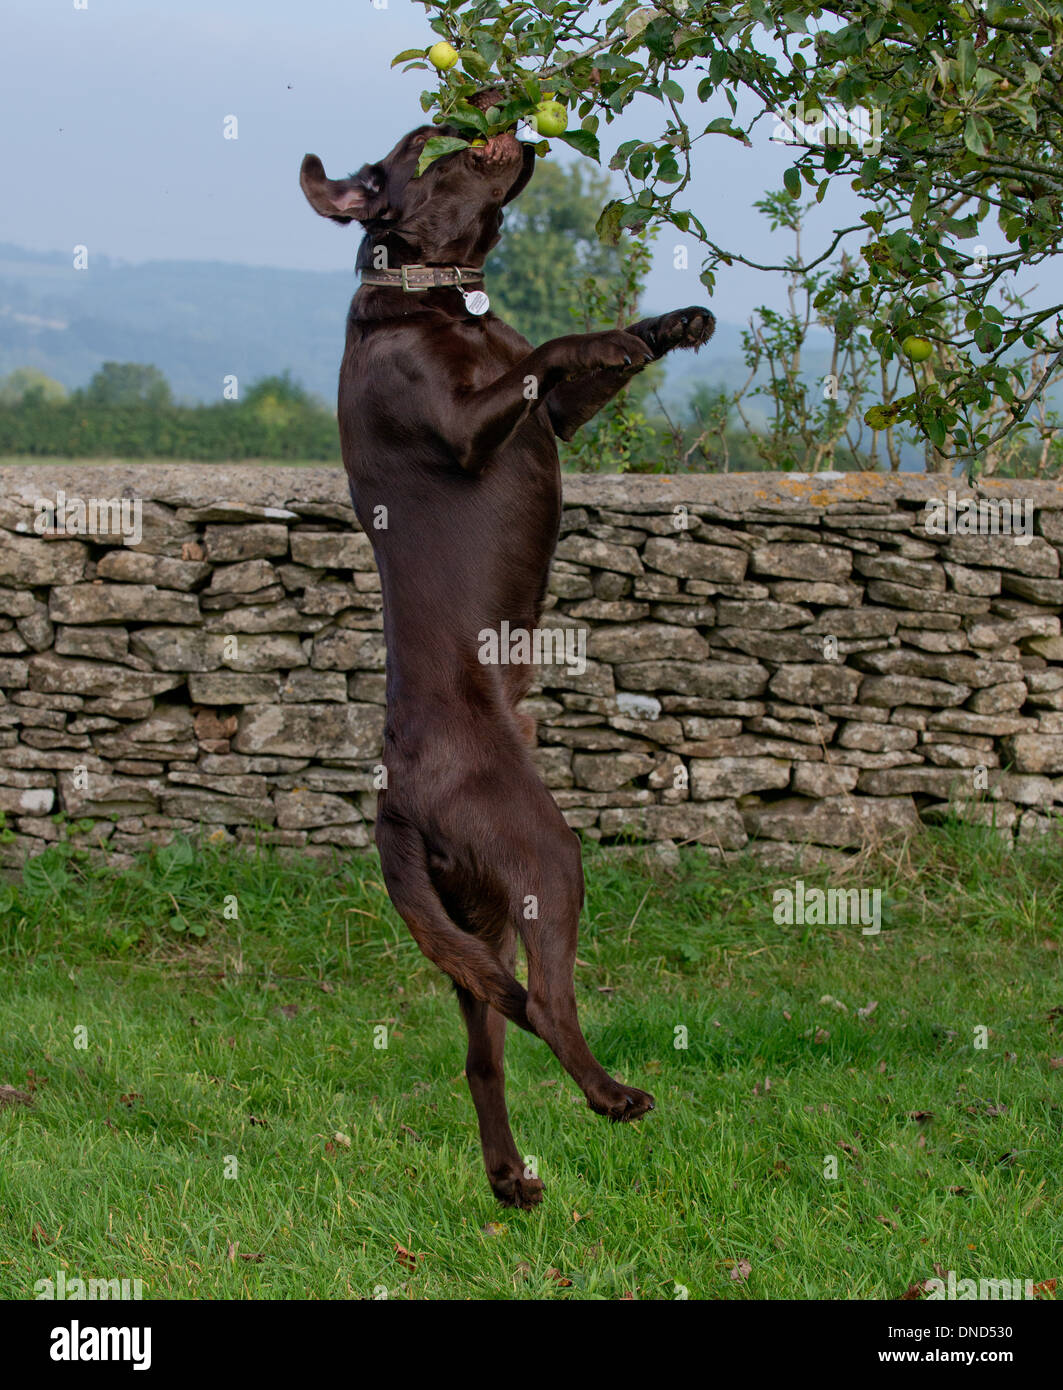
[462,290,490,315]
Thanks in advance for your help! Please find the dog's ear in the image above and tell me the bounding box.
[300,155,386,224]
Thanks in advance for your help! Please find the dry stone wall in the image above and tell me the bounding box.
[1,465,1062,871]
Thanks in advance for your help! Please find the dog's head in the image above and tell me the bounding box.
[300,124,535,264]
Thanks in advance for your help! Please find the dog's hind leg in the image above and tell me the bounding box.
[518,816,656,1123]
[457,925,544,1209]
[375,811,533,1031]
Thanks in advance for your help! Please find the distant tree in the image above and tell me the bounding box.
[242,371,318,408]
[82,362,172,408]
[0,368,68,406]
[486,160,628,344]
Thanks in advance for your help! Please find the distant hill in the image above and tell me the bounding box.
[0,242,753,409]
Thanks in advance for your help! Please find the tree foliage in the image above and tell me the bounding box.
[398,0,1063,472]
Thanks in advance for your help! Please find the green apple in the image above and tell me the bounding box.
[531,99,567,137]
[902,335,933,362]
[428,42,459,71]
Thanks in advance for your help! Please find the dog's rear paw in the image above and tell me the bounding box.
[490,1167,545,1209]
[587,1081,656,1123]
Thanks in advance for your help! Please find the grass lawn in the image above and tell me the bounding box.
[0,825,1061,1301]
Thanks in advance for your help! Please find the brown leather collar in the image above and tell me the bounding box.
[360,265,484,293]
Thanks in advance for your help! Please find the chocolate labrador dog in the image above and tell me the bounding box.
[301,122,714,1207]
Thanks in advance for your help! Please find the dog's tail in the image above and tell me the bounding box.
[377,819,532,1031]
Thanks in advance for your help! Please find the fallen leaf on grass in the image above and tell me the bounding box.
[118,1093,142,1107]
[0,1086,33,1108]
[333,1132,351,1148]
[857,1001,878,1018]
[875,1213,898,1230]
[545,1268,572,1287]
[907,1111,935,1122]
[481,1223,506,1238]
[279,1004,299,1019]
[394,1243,421,1272]
[813,1028,830,1044]
[1032,1279,1057,1298]
[31,1224,55,1246]
[729,1259,752,1283]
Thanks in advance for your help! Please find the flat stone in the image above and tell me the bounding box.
[160,790,276,825]
[866,580,990,615]
[587,623,708,663]
[714,630,828,663]
[751,543,852,582]
[599,800,747,850]
[944,562,1001,596]
[275,788,360,829]
[289,531,375,570]
[187,673,280,704]
[207,559,279,594]
[743,794,920,847]
[943,534,1059,577]
[616,660,768,699]
[55,626,129,662]
[967,681,1027,714]
[804,608,899,637]
[0,536,88,587]
[791,763,860,798]
[770,581,861,605]
[769,664,862,704]
[95,549,211,591]
[859,675,970,708]
[716,599,812,630]
[690,755,791,799]
[203,523,290,562]
[856,766,977,797]
[571,752,656,790]
[642,536,746,583]
[29,652,184,700]
[838,721,918,752]
[1004,734,1063,774]
[50,584,199,626]
[311,629,387,671]
[233,702,385,759]
[855,648,1023,688]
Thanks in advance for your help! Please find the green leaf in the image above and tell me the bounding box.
[963,115,991,158]
[595,200,625,246]
[391,49,426,68]
[459,49,490,79]
[416,136,470,178]
[783,165,802,199]
[557,129,600,160]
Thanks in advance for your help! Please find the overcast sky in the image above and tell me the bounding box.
[2,0,1055,327]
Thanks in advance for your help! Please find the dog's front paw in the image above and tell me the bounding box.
[647,306,716,355]
[573,329,656,375]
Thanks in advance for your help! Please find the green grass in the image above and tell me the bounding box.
[1,826,1061,1301]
